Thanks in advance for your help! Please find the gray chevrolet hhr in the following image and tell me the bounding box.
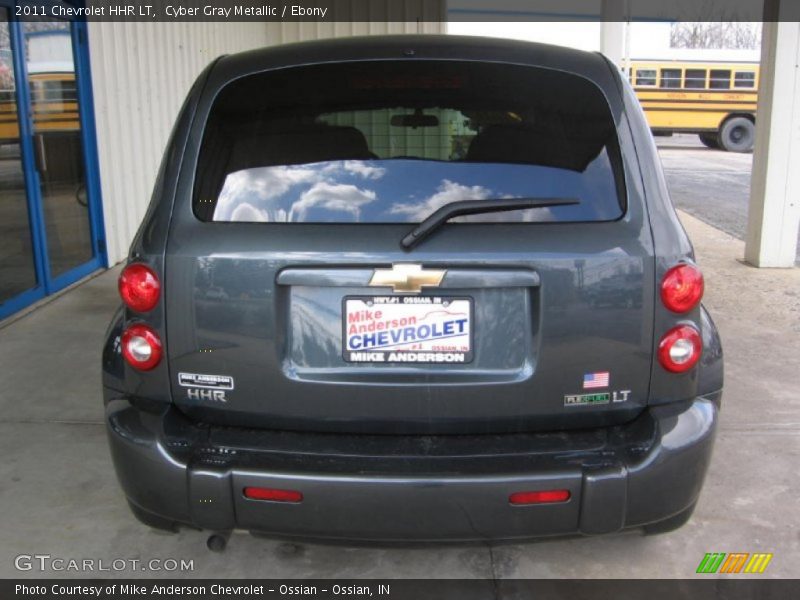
[103,35,723,548]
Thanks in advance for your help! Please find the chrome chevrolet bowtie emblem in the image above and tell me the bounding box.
[368,264,446,294]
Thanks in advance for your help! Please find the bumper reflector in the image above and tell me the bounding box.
[243,487,303,503]
[509,489,571,505]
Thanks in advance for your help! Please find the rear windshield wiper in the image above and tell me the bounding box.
[400,197,580,250]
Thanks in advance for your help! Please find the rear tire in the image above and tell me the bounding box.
[642,501,697,535]
[207,533,229,552]
[698,133,719,149]
[719,117,755,153]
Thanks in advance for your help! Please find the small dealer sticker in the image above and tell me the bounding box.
[343,296,473,363]
[178,372,234,390]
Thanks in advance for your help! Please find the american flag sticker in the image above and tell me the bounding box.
[583,371,610,389]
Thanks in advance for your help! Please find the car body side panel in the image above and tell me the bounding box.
[109,59,220,407]
[697,305,724,399]
[609,61,712,407]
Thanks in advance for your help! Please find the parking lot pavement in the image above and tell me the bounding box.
[656,134,800,265]
[1,207,799,579]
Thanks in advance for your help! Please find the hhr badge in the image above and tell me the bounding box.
[187,388,228,403]
[369,264,446,294]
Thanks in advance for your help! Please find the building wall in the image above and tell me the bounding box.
[88,15,445,266]
[87,22,269,265]
[265,19,443,45]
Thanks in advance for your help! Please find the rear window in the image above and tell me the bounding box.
[194,61,624,224]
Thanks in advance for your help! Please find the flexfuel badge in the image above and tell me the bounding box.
[564,390,631,407]
[565,392,610,406]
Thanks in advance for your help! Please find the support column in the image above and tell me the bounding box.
[745,15,800,268]
[600,1,626,65]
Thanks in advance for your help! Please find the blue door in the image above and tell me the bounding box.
[0,5,105,320]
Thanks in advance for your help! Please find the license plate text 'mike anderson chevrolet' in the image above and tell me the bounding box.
[343,296,473,363]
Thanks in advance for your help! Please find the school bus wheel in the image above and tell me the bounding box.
[698,132,719,149]
[719,116,755,153]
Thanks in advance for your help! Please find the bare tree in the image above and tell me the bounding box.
[671,22,761,49]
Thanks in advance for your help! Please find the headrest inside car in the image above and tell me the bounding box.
[465,118,612,172]
[228,125,375,172]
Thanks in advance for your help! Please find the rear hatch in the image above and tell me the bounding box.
[165,57,655,434]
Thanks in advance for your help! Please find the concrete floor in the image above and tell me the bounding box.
[1,220,799,579]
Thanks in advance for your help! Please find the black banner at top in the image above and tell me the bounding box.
[8,0,800,22]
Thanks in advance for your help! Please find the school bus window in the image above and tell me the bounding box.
[734,72,756,88]
[29,82,42,103]
[709,69,732,90]
[45,80,76,102]
[635,69,656,87]
[685,69,707,89]
[660,68,681,89]
[28,78,77,104]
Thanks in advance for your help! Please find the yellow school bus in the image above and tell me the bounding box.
[629,61,759,152]
[0,71,80,143]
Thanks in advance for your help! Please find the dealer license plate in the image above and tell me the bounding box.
[343,296,473,363]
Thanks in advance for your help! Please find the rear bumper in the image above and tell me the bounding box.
[105,394,719,542]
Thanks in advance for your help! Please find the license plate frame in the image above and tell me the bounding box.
[342,296,473,364]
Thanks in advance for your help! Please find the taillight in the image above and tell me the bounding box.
[121,324,163,371]
[658,325,702,373]
[661,264,703,313]
[119,263,160,312]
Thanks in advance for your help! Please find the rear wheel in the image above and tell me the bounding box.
[698,133,719,149]
[719,117,755,153]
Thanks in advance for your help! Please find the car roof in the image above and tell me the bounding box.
[206,34,619,96]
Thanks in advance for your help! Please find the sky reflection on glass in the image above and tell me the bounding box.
[214,157,620,224]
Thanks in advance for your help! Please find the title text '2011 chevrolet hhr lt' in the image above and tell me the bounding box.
[103,36,723,546]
